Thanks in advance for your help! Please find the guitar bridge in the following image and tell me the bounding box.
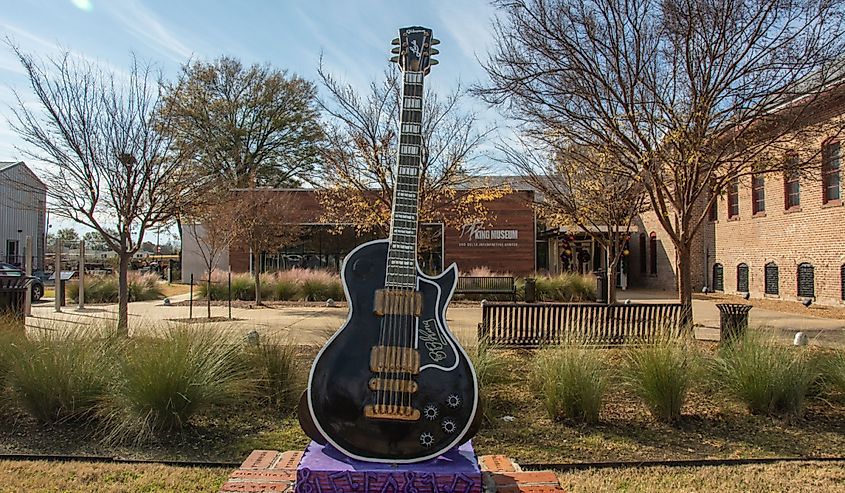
[369,377,418,393]
[374,289,422,316]
[364,404,421,421]
[370,346,420,374]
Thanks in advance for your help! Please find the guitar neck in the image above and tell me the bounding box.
[386,71,425,288]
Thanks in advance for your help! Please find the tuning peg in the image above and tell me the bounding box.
[431,38,440,45]
[391,38,400,45]
[429,59,439,65]
[430,48,439,56]
[390,56,400,63]
[391,47,401,54]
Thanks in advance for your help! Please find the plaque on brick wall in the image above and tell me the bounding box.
[797,263,814,298]
[737,263,749,292]
[765,263,779,295]
[713,263,724,291]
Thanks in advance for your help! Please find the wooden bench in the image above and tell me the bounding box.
[477,302,686,346]
[455,276,516,301]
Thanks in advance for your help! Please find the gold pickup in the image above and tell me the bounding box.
[364,404,420,421]
[369,377,418,393]
[370,346,420,374]
[374,289,422,317]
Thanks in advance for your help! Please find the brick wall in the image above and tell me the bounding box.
[710,129,845,304]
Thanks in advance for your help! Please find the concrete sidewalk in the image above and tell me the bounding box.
[623,289,845,345]
[28,291,845,347]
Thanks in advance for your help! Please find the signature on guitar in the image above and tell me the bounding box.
[420,319,447,362]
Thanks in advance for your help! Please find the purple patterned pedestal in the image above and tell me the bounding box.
[294,441,483,493]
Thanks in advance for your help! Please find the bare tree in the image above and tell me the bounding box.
[502,139,646,302]
[230,189,301,305]
[477,0,845,307]
[183,192,240,317]
[317,64,509,237]
[9,47,195,334]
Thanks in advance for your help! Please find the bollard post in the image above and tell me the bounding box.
[24,236,32,316]
[54,240,62,313]
[228,269,232,320]
[189,273,193,319]
[77,239,85,311]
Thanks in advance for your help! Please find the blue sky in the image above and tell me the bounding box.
[0,0,504,234]
[0,0,502,158]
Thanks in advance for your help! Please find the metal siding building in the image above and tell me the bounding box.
[0,162,47,270]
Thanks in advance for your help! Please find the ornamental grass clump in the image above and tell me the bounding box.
[244,337,300,412]
[8,330,115,424]
[534,273,596,301]
[820,349,845,402]
[531,346,608,424]
[623,341,696,423]
[712,333,817,418]
[67,272,163,303]
[103,327,249,443]
[468,338,507,420]
[297,269,342,301]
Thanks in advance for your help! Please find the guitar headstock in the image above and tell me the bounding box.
[390,26,439,74]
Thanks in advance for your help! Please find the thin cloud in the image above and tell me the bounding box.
[102,0,195,63]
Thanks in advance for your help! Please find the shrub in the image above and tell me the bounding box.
[244,338,300,412]
[67,272,163,303]
[8,330,115,424]
[103,327,249,442]
[712,334,817,418]
[623,342,695,423]
[531,346,608,424]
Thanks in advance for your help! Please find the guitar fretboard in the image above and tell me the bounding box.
[385,71,424,288]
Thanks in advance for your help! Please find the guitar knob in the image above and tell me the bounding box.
[446,394,461,409]
[419,432,434,448]
[423,404,439,421]
[441,418,457,434]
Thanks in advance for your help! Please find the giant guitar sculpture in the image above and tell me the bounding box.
[298,26,480,463]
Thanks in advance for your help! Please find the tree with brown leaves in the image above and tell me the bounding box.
[316,65,510,241]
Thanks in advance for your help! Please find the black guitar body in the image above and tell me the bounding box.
[299,240,480,463]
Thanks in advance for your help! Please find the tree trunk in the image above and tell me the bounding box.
[676,243,694,330]
[607,260,618,304]
[254,261,262,306]
[207,269,212,319]
[117,252,131,336]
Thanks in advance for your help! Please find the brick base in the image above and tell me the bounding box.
[219,451,564,493]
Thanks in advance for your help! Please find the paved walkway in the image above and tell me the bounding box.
[26,290,845,347]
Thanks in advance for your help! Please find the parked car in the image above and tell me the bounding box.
[0,262,44,301]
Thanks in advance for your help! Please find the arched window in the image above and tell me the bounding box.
[765,262,779,295]
[840,264,844,301]
[797,263,814,298]
[649,232,658,275]
[712,263,724,292]
[639,233,646,274]
[737,263,749,292]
